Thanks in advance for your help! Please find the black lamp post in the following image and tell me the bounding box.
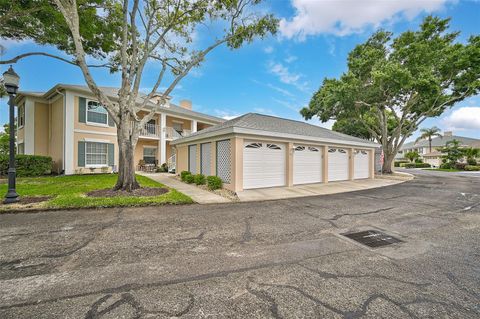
[3,66,20,204]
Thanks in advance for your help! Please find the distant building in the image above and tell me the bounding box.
[397,131,480,167]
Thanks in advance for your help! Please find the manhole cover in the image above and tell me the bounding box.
[342,230,402,248]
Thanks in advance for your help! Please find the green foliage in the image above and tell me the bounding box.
[465,165,480,171]
[157,163,168,173]
[415,158,423,163]
[440,162,454,169]
[404,162,430,168]
[0,0,123,59]
[0,174,193,211]
[415,127,442,152]
[193,174,206,185]
[404,151,420,163]
[301,16,480,174]
[462,147,479,164]
[332,118,372,139]
[180,171,191,182]
[0,155,52,177]
[184,174,195,184]
[0,124,12,155]
[394,160,409,167]
[439,139,464,168]
[454,162,467,170]
[206,176,223,190]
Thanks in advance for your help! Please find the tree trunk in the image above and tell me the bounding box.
[382,149,395,174]
[428,138,432,153]
[114,119,140,191]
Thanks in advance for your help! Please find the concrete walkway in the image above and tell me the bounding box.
[236,178,405,202]
[139,172,231,204]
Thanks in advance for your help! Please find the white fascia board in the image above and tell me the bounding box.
[171,127,379,148]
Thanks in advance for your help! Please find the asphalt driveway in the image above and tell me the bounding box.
[0,171,479,318]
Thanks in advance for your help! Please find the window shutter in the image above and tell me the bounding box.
[107,113,115,127]
[78,141,85,167]
[79,97,86,123]
[108,143,115,166]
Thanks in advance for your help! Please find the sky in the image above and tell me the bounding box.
[1,0,479,142]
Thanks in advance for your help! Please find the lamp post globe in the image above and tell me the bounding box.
[3,65,20,204]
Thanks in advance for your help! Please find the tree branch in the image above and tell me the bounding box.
[0,52,111,68]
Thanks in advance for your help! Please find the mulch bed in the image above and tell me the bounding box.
[87,187,169,198]
[7,196,52,205]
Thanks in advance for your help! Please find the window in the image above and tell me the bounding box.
[17,143,25,155]
[18,104,25,128]
[245,142,262,149]
[308,147,319,152]
[338,149,347,154]
[295,146,305,151]
[87,101,108,125]
[143,147,157,164]
[86,142,108,166]
[146,119,156,135]
[267,144,281,150]
[328,148,336,153]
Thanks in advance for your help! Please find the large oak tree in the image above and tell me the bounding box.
[301,17,480,173]
[0,0,278,190]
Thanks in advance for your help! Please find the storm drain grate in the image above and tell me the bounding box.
[342,230,402,248]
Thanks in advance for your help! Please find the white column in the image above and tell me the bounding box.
[24,99,35,155]
[64,91,75,174]
[192,120,197,133]
[160,113,167,164]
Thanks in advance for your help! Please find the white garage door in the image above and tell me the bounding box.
[243,141,286,189]
[328,148,349,181]
[354,150,370,179]
[293,145,323,185]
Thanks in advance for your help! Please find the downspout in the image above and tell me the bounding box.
[56,89,66,175]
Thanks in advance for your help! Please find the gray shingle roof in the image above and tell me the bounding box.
[401,135,480,149]
[174,113,378,146]
[19,84,224,124]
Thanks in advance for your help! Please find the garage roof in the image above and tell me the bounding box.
[172,113,379,148]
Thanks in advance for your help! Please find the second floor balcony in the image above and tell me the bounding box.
[133,121,192,140]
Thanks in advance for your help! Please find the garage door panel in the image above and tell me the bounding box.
[293,145,323,185]
[243,141,286,189]
[354,150,369,179]
[328,148,349,181]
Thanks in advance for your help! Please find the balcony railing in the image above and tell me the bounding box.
[132,121,161,138]
[132,122,192,140]
[165,127,192,140]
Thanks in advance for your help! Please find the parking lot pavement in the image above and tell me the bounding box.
[0,172,479,318]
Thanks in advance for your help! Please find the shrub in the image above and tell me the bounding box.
[0,155,52,177]
[465,165,480,171]
[404,163,416,168]
[415,163,430,168]
[415,158,423,164]
[455,162,467,170]
[394,160,409,167]
[180,171,191,182]
[193,174,206,185]
[440,162,453,169]
[206,176,223,190]
[184,174,195,184]
[467,158,477,166]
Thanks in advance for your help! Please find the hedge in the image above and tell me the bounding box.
[394,160,409,167]
[193,174,206,185]
[465,165,480,171]
[0,155,52,177]
[404,162,431,169]
[206,176,223,190]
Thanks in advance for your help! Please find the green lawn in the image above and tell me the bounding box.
[0,174,193,211]
[422,168,461,172]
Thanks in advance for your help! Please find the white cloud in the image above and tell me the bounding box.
[267,83,294,97]
[280,0,449,39]
[284,55,298,63]
[263,46,274,54]
[442,106,480,131]
[214,109,241,120]
[272,98,300,112]
[268,61,309,91]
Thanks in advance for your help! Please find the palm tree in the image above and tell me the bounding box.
[405,151,420,163]
[463,147,480,164]
[415,127,443,153]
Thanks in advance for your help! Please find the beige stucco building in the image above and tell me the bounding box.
[16,84,224,175]
[172,113,379,192]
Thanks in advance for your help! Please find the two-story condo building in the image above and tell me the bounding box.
[15,84,224,175]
